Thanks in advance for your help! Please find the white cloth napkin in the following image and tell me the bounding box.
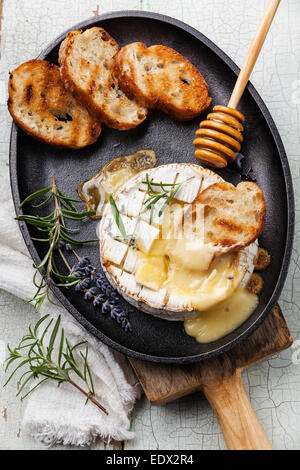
[0,175,140,447]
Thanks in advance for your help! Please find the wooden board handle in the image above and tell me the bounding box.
[228,0,281,109]
[202,369,273,450]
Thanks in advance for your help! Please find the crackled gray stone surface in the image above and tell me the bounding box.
[0,0,300,450]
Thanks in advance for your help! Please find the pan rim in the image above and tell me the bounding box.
[9,10,295,364]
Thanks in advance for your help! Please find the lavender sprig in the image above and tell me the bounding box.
[70,256,132,332]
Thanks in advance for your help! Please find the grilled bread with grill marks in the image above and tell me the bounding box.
[59,28,148,130]
[115,42,212,120]
[8,60,101,149]
[195,181,266,250]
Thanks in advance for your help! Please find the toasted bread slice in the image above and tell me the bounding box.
[115,42,212,120]
[8,60,101,149]
[59,28,148,130]
[194,181,265,250]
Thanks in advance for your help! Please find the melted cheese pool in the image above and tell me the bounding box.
[135,245,245,311]
[184,287,258,343]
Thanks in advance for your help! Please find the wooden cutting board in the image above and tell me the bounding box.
[128,304,292,450]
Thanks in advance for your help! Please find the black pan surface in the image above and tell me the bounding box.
[9,11,294,363]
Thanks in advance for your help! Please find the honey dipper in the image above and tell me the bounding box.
[194,0,281,168]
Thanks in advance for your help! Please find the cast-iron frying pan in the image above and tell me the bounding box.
[9,11,294,364]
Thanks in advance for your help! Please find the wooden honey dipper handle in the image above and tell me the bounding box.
[194,0,281,168]
[228,0,281,109]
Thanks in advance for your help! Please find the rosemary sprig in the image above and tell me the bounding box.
[142,173,187,223]
[109,194,130,241]
[4,314,108,414]
[16,176,98,311]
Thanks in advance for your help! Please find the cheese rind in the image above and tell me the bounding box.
[139,287,167,309]
[119,188,145,217]
[175,168,202,203]
[123,247,137,273]
[134,219,160,253]
[107,213,137,243]
[102,238,128,265]
[119,271,141,296]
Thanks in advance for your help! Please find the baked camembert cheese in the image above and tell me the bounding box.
[99,164,263,339]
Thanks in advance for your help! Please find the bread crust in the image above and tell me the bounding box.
[195,181,266,251]
[115,42,212,120]
[59,28,148,130]
[8,59,101,149]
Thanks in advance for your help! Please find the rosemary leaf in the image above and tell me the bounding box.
[109,194,128,240]
[18,186,52,208]
[61,209,96,219]
[58,329,64,367]
[32,192,54,208]
[142,173,190,222]
[158,182,184,217]
[47,315,61,360]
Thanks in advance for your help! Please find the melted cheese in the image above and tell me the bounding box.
[79,150,156,218]
[184,287,258,343]
[134,231,245,311]
[167,239,218,272]
[135,253,167,290]
[101,167,137,196]
[165,252,244,311]
[80,178,105,216]
[132,191,248,312]
[80,167,136,212]
[155,201,217,271]
[132,194,245,311]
